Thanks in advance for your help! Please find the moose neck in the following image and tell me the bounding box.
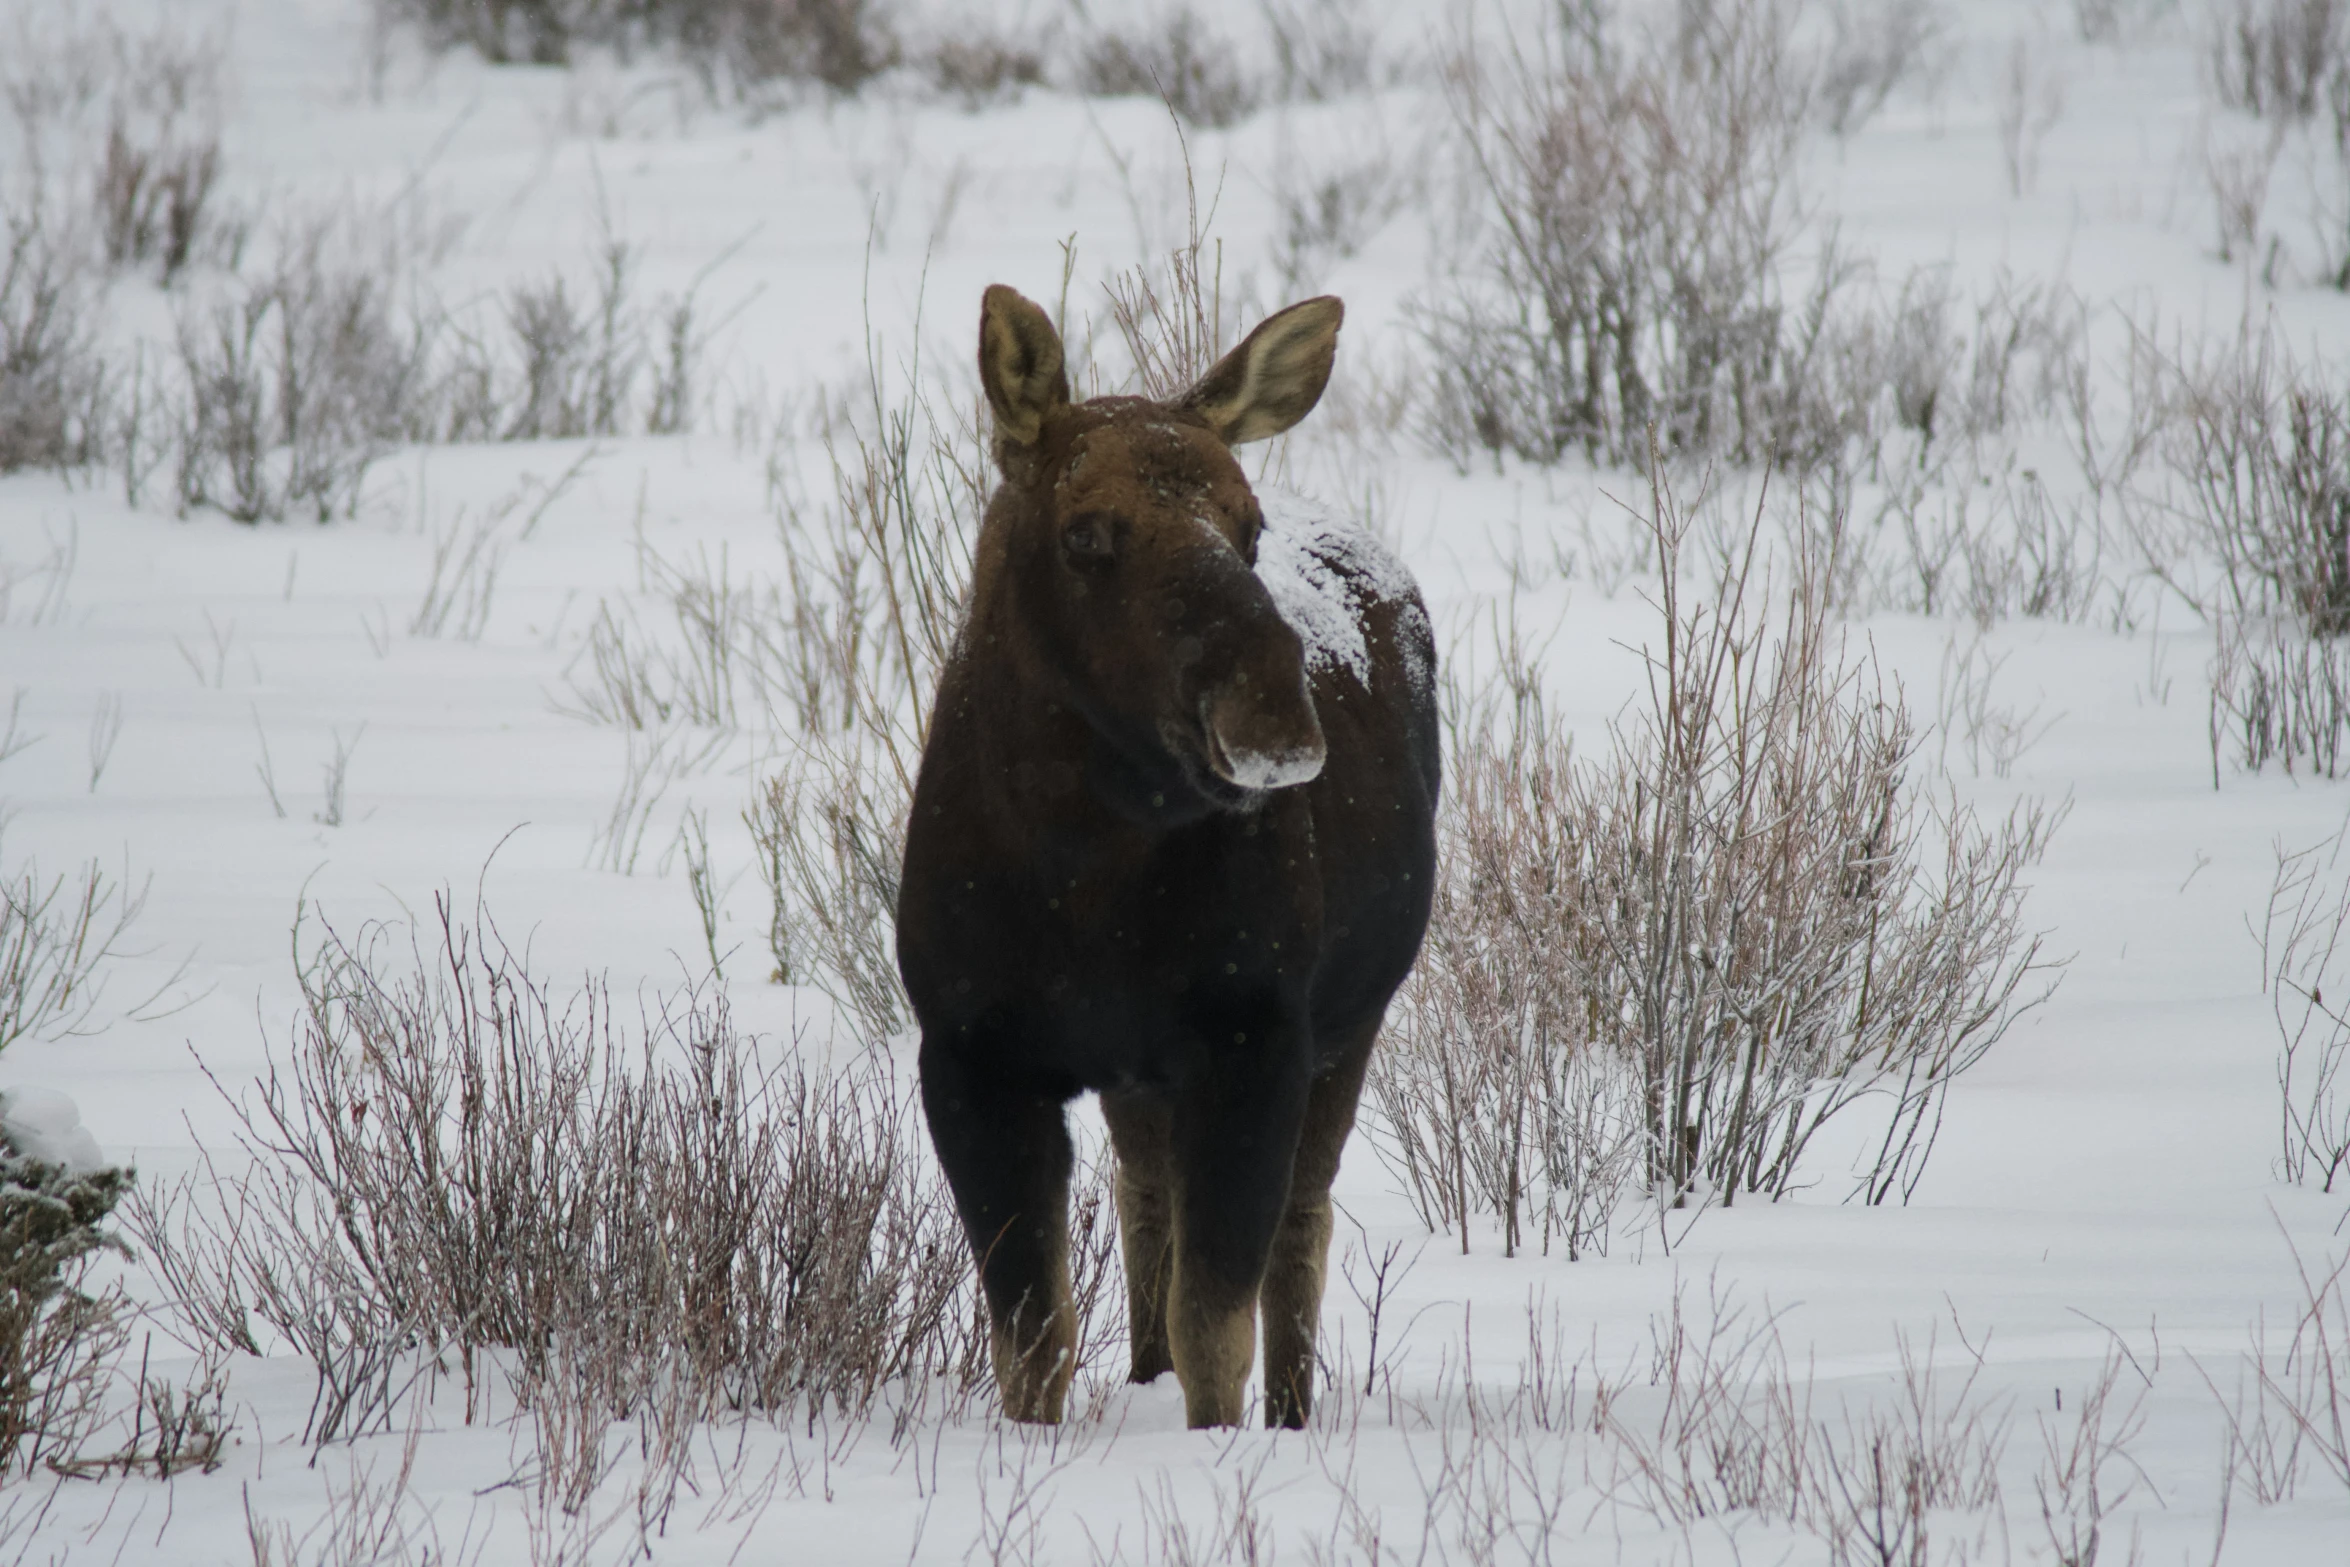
[955,585,1245,863]
[975,620,1238,837]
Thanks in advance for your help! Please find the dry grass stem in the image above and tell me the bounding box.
[2258,833,2350,1189]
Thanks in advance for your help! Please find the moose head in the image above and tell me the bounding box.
[971,285,1345,818]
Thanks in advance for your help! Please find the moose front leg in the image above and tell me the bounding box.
[1166,1035,1313,1428]
[918,1040,1076,1423]
[1100,1089,1175,1385]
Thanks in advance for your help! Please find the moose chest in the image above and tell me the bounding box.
[898,785,1331,1092]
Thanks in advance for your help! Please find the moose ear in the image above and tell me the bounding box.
[977,284,1069,448]
[1180,296,1344,445]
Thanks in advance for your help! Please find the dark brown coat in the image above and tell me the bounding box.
[898,286,1438,1428]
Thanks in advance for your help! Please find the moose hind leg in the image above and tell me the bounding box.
[1100,1089,1175,1385]
[918,1046,1076,1423]
[1262,1028,1376,1430]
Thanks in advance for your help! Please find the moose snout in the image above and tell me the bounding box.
[1201,677,1326,791]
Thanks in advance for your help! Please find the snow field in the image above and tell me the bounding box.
[0,0,2347,1561]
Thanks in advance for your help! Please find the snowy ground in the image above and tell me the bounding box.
[3,0,2349,1561]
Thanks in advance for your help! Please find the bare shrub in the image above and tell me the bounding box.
[0,856,149,1056]
[2034,1350,2151,1566]
[1378,477,2062,1236]
[2209,0,2347,122]
[377,0,571,64]
[1273,153,1412,296]
[924,18,1047,110]
[1934,634,2062,780]
[1947,274,2088,445]
[376,0,896,94]
[171,230,422,524]
[422,238,711,446]
[2257,832,2350,1189]
[128,1129,434,1446]
[1813,1340,2009,1564]
[746,358,981,1041]
[242,1423,474,1567]
[2205,1344,2308,1505]
[560,536,762,729]
[1839,266,2084,474]
[2160,327,2350,777]
[1810,1328,2010,1536]
[168,219,713,522]
[1261,0,1386,102]
[748,748,906,1030]
[2159,328,2350,633]
[2208,612,2350,779]
[1369,649,1645,1261]
[1594,1278,2007,1545]
[1339,1305,1613,1555]
[1610,491,2060,1208]
[1878,270,1963,447]
[3,13,238,283]
[92,24,228,281]
[2072,0,2164,44]
[0,531,78,630]
[550,344,975,1032]
[314,725,365,829]
[472,245,647,442]
[1074,8,1259,129]
[2193,1229,2350,1517]
[1101,161,1247,401]
[0,10,107,160]
[409,517,506,641]
[126,1346,231,1478]
[51,1340,232,1480]
[134,895,984,1449]
[1997,34,2068,197]
[673,0,898,95]
[0,209,109,476]
[2222,1234,2350,1499]
[2204,118,2288,266]
[564,599,687,731]
[587,722,720,876]
[1421,2,1867,471]
[1290,1283,2024,1563]
[175,608,239,690]
[1816,0,1949,138]
[1093,1452,1280,1566]
[560,483,818,738]
[1955,471,2106,627]
[2059,312,2173,510]
[2308,125,2350,290]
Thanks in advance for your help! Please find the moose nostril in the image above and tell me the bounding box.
[1202,686,1326,791]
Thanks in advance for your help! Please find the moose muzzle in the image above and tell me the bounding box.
[1201,674,1326,791]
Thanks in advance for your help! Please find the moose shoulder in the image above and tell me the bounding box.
[897,284,1439,1430]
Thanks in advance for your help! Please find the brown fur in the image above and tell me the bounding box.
[902,285,1438,1428]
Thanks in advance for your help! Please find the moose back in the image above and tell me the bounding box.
[897,284,1438,1429]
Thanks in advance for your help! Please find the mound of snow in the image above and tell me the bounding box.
[0,1086,107,1173]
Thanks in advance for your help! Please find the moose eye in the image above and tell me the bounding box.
[1062,511,1119,565]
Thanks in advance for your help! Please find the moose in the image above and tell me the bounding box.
[898,284,1439,1429]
